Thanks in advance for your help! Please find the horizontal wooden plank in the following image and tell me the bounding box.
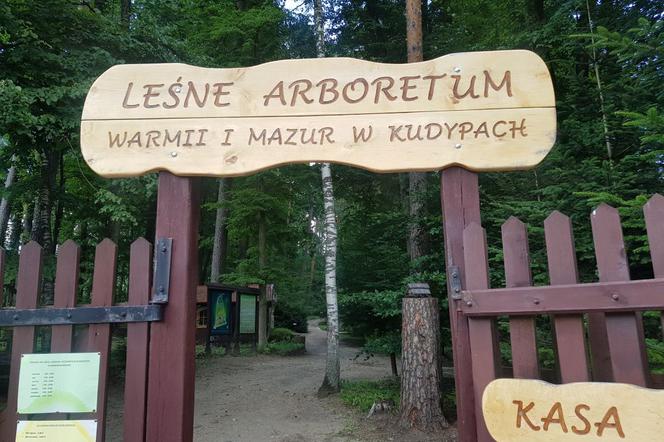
[81,107,556,177]
[460,278,664,316]
[483,378,664,441]
[82,50,554,121]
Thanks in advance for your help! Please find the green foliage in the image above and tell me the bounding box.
[269,327,296,343]
[262,341,305,356]
[340,379,400,413]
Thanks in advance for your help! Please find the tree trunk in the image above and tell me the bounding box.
[0,158,17,245]
[400,290,448,431]
[210,179,230,283]
[406,0,426,269]
[120,0,131,28]
[257,212,268,349]
[314,0,341,397]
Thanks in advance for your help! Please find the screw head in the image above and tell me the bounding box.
[611,293,619,301]
[161,246,167,253]
[453,66,462,73]
[170,151,178,158]
[454,143,462,149]
[174,86,182,93]
[452,271,459,278]
[466,301,473,307]
[67,313,72,319]
[13,314,18,320]
[533,299,540,305]
[159,285,165,293]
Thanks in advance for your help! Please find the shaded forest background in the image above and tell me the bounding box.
[0,0,662,385]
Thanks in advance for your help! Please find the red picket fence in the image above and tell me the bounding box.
[0,238,154,442]
[456,195,664,441]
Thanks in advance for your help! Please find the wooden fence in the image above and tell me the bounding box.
[0,238,154,442]
[456,195,664,441]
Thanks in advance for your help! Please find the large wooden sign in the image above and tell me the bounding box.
[80,50,556,177]
[482,378,664,441]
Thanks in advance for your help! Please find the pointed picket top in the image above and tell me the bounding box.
[54,240,80,309]
[544,210,578,284]
[644,194,664,278]
[129,237,152,304]
[591,203,629,282]
[16,241,42,309]
[501,216,531,287]
[91,238,118,306]
[21,240,42,255]
[131,237,152,250]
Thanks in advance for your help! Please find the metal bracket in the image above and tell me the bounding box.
[151,237,173,304]
[450,266,462,300]
[0,305,163,327]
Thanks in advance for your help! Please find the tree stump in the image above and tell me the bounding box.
[399,284,448,431]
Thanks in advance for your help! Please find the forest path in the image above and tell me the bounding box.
[191,321,392,442]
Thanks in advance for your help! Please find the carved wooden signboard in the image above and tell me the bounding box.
[80,50,556,177]
[482,378,664,441]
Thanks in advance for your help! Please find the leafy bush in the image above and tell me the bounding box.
[262,341,305,356]
[274,303,309,333]
[340,379,400,412]
[269,327,296,342]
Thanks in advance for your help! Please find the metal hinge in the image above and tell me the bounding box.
[151,237,173,304]
[450,266,462,300]
[0,305,163,327]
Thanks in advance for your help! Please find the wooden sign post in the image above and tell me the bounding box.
[81,50,555,177]
[482,378,664,441]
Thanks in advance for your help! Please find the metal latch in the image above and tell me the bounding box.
[449,266,462,300]
[151,237,173,304]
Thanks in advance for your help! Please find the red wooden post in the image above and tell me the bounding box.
[124,238,152,442]
[146,172,200,442]
[502,217,539,379]
[544,211,589,382]
[87,239,117,442]
[644,194,664,332]
[440,167,481,442]
[591,204,648,385]
[4,241,42,442]
[51,240,80,352]
[462,222,497,442]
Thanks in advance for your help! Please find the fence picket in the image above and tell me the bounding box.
[86,238,117,442]
[462,222,497,442]
[0,247,5,307]
[502,217,539,379]
[51,240,80,352]
[644,194,664,334]
[591,204,648,385]
[544,211,589,382]
[3,242,42,442]
[124,238,152,442]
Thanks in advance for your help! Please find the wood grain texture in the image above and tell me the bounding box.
[81,108,556,177]
[502,217,539,379]
[82,50,554,120]
[483,378,664,441]
[51,240,80,353]
[4,242,42,442]
[544,211,589,383]
[124,238,152,442]
[87,238,118,442]
[146,173,200,442]
[591,204,647,386]
[463,222,498,442]
[81,50,557,177]
[440,167,481,442]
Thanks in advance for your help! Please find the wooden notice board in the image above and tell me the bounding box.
[80,50,556,177]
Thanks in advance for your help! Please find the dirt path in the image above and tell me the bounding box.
[193,321,392,442]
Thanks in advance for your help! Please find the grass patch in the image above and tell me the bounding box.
[340,379,400,413]
[262,341,305,356]
[195,345,226,359]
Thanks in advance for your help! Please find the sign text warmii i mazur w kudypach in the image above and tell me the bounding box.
[80,50,557,177]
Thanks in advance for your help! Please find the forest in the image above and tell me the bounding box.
[0,0,663,423]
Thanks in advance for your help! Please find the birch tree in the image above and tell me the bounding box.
[314,0,340,396]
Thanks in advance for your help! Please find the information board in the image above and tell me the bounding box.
[208,290,232,336]
[16,420,96,442]
[80,50,556,177]
[17,353,100,414]
[239,294,256,334]
[482,378,664,441]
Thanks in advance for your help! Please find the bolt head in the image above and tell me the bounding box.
[159,286,165,293]
[13,314,18,320]
[611,293,619,300]
[465,301,473,307]
[534,299,540,305]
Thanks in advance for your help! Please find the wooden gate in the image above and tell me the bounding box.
[449,192,664,441]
